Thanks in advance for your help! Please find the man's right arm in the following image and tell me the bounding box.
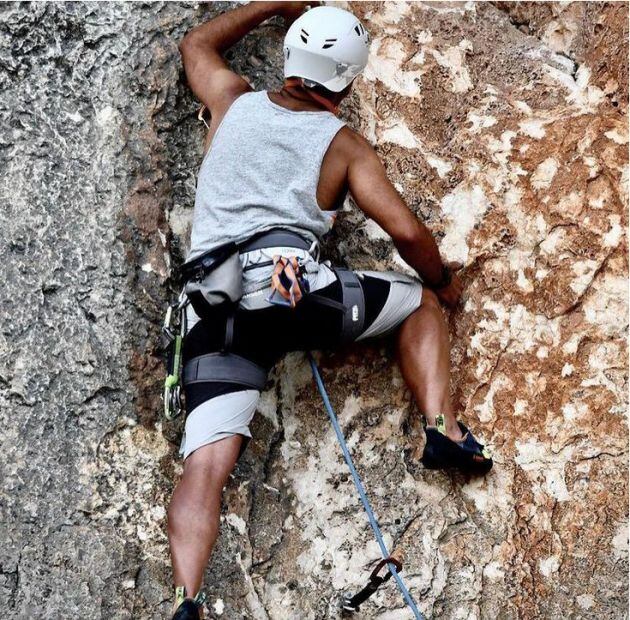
[347,133,462,307]
[179,2,311,120]
[179,3,274,118]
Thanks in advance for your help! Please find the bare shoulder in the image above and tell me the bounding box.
[335,126,373,149]
[205,70,252,119]
[331,126,376,163]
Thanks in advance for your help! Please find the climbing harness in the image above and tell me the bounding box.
[308,355,424,619]
[162,294,188,420]
[163,230,366,418]
[183,352,267,392]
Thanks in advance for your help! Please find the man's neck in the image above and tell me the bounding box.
[268,86,334,114]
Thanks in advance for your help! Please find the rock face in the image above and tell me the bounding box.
[0,2,627,619]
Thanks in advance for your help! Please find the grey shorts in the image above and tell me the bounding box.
[180,268,422,460]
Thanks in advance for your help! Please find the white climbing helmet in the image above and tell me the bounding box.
[283,6,370,93]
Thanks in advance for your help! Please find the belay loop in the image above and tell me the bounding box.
[308,354,424,619]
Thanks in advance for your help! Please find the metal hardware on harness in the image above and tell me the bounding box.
[162,296,188,420]
[308,354,424,619]
[342,557,403,614]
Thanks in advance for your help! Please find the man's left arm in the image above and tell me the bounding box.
[346,133,463,308]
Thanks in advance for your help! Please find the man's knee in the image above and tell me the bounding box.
[168,444,239,535]
[420,288,440,312]
[184,439,242,486]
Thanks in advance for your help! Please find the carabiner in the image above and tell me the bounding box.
[342,557,404,614]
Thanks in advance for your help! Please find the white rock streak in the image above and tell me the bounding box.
[439,184,490,264]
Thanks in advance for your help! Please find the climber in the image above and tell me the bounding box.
[167,2,492,618]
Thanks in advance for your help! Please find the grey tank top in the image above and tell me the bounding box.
[188,91,346,260]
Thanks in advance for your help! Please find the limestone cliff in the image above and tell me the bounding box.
[0,2,627,619]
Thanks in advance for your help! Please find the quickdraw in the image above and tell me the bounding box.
[342,556,404,614]
[162,295,188,420]
[308,354,424,619]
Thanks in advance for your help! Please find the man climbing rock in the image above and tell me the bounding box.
[168,2,492,617]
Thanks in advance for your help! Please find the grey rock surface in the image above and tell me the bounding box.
[0,2,627,620]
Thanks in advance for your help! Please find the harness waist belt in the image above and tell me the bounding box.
[181,242,238,284]
[181,230,312,285]
[183,353,268,391]
[239,229,312,254]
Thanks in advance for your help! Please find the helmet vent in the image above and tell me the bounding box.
[322,38,337,50]
[300,29,309,44]
[354,25,361,36]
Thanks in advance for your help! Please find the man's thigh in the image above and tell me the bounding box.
[355,271,423,341]
[234,269,422,350]
[180,388,260,461]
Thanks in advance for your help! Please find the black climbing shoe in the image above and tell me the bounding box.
[172,599,201,620]
[422,415,493,475]
[171,587,205,620]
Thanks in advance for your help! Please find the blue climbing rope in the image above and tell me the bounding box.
[308,353,424,619]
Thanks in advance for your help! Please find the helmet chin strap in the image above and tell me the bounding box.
[284,78,339,115]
